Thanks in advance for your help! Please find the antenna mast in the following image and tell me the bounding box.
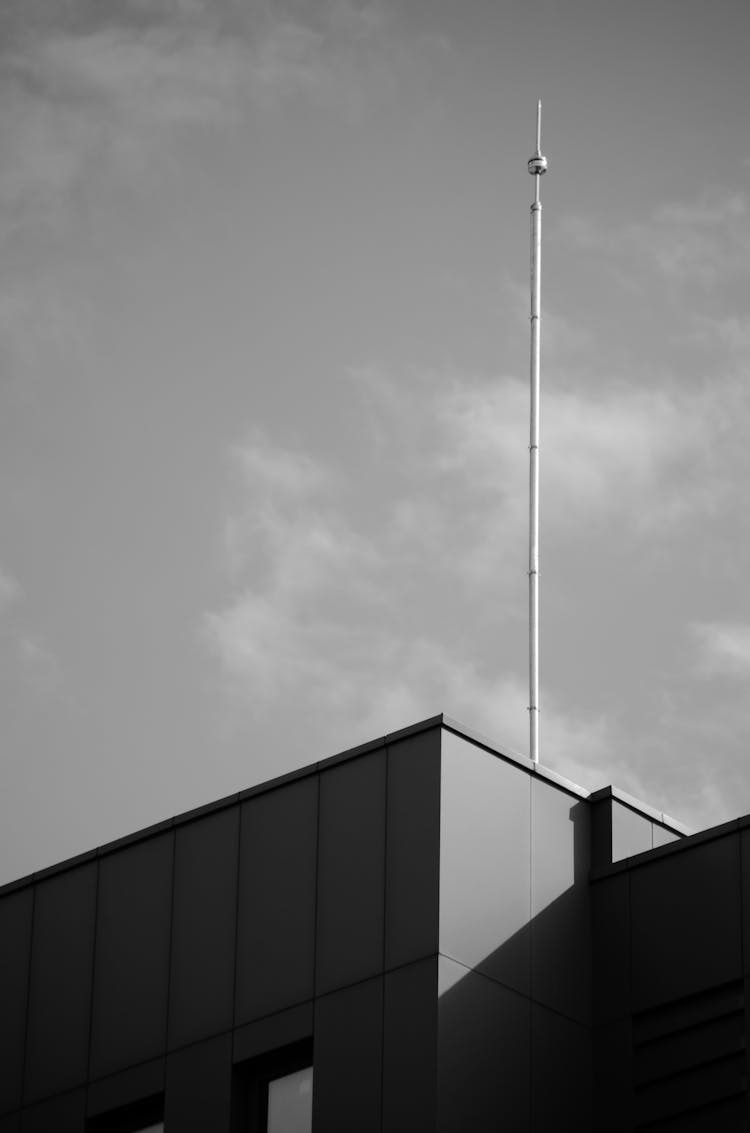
[527,100,547,764]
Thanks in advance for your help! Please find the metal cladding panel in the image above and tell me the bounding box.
[234,1002,314,1065]
[592,1020,633,1133]
[315,754,386,995]
[531,779,591,1024]
[89,834,174,1080]
[165,1032,232,1133]
[611,801,654,862]
[168,808,239,1048]
[313,977,383,1133]
[382,958,438,1133]
[631,834,742,1012]
[235,777,318,1024]
[384,732,441,971]
[740,829,750,974]
[24,864,97,1103]
[439,733,531,997]
[21,1089,86,1133]
[0,889,33,1115]
[86,1057,164,1118]
[531,1003,592,1132]
[591,873,630,1025]
[0,1114,21,1133]
[437,956,530,1133]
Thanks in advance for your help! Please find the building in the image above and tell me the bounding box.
[1,713,747,1133]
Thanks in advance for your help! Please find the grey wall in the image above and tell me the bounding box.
[437,731,593,1133]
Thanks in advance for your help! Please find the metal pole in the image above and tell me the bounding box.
[527,101,547,764]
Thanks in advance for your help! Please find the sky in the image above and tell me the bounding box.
[1,0,750,884]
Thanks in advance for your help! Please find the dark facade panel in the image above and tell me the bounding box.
[0,889,33,1116]
[382,957,438,1133]
[740,829,750,974]
[591,873,630,1024]
[89,834,174,1080]
[531,780,591,1024]
[592,1020,633,1133]
[236,777,318,1024]
[631,835,742,1011]
[313,977,383,1133]
[437,956,530,1133]
[168,807,239,1048]
[611,801,653,862]
[21,1089,86,1133]
[165,1032,233,1133]
[23,864,97,1103]
[0,1114,21,1133]
[384,731,441,971]
[86,1057,164,1118]
[531,1002,591,1132]
[315,754,386,996]
[439,733,531,996]
[234,1002,314,1066]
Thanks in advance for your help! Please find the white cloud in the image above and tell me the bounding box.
[0,0,439,231]
[691,621,750,678]
[560,189,750,288]
[205,371,702,778]
[0,569,20,614]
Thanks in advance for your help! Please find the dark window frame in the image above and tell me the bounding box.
[236,1038,313,1133]
[87,1093,164,1133]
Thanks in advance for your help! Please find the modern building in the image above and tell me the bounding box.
[1,713,747,1133]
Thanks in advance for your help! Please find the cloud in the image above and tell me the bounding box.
[691,621,750,678]
[560,189,750,288]
[204,348,722,781]
[408,366,727,589]
[0,569,21,614]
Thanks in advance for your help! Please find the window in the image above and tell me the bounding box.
[236,1038,313,1133]
[267,1065,313,1133]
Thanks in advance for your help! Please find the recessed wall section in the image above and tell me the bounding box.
[631,834,741,1011]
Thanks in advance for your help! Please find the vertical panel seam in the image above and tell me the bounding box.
[627,868,633,1118]
[311,773,322,1133]
[435,731,442,1133]
[380,745,390,1133]
[231,800,243,1033]
[736,831,748,1125]
[19,884,36,1109]
[163,829,177,1064]
[312,772,322,1005]
[84,858,101,1096]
